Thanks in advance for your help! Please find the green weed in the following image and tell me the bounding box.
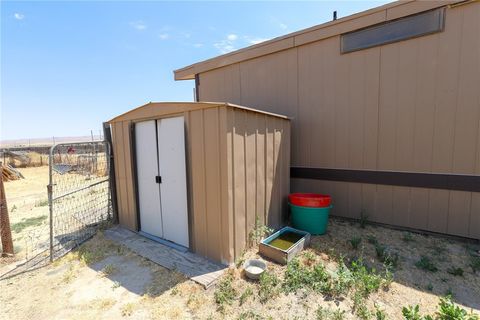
[239,287,253,306]
[214,274,237,306]
[447,267,464,277]
[415,256,438,272]
[469,256,480,274]
[402,232,415,242]
[258,271,280,303]
[34,199,49,207]
[316,306,345,320]
[367,235,378,245]
[359,210,369,228]
[11,215,47,233]
[436,296,478,320]
[375,304,386,320]
[248,216,273,247]
[349,236,362,250]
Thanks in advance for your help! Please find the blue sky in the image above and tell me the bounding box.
[1,1,390,140]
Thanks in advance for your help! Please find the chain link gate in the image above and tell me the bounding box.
[48,141,112,261]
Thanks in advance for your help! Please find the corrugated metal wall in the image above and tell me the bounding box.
[197,3,480,239]
[109,103,290,264]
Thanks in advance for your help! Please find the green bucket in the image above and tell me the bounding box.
[289,203,332,235]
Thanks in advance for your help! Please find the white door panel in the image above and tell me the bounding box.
[157,116,189,248]
[135,120,163,238]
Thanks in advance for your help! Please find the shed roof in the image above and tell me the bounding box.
[174,0,463,80]
[108,101,290,123]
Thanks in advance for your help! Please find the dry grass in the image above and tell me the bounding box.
[1,220,479,320]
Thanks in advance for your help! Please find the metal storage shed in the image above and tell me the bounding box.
[108,102,290,264]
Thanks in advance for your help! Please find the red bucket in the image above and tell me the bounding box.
[288,193,331,208]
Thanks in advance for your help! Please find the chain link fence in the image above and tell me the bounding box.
[1,141,112,278]
[49,141,112,260]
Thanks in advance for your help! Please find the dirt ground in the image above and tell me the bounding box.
[1,219,479,320]
[3,166,50,261]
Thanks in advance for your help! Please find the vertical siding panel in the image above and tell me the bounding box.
[470,193,480,239]
[334,46,349,169]
[378,45,398,171]
[190,110,207,257]
[348,183,363,219]
[428,189,449,233]
[184,112,196,251]
[374,186,393,224]
[233,110,246,258]
[448,191,471,237]
[363,48,380,170]
[272,117,283,228]
[111,123,122,225]
[204,107,222,262]
[431,8,463,173]
[282,120,291,222]
[392,186,410,228]
[225,108,235,261]
[452,7,479,175]
[218,107,233,263]
[394,40,417,171]
[265,115,274,226]
[361,184,376,220]
[199,65,241,104]
[245,112,257,240]
[256,114,266,226]
[114,122,128,227]
[122,121,136,230]
[410,188,429,230]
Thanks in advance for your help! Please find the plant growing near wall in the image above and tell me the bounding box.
[349,236,362,250]
[359,210,369,229]
[248,215,273,247]
[415,256,438,272]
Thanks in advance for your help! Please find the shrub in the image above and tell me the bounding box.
[415,256,438,272]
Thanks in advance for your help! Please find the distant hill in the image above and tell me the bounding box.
[0,135,103,148]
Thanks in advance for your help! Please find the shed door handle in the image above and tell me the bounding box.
[155,176,162,184]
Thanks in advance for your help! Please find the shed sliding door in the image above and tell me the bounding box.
[135,116,189,248]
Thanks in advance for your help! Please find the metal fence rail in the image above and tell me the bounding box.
[48,141,111,261]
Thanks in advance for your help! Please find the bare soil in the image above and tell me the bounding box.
[1,220,479,320]
[2,166,50,261]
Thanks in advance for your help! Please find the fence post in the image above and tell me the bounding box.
[48,145,54,262]
[103,122,118,223]
[0,167,14,257]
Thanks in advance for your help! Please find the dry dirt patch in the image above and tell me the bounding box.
[1,220,479,320]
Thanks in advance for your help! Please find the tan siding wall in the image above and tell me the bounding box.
[228,108,290,262]
[110,103,290,264]
[197,3,480,239]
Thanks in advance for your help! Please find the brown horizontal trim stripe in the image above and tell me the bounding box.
[290,167,480,192]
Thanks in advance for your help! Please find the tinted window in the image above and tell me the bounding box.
[341,8,445,53]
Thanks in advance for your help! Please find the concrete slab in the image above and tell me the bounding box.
[104,226,227,289]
